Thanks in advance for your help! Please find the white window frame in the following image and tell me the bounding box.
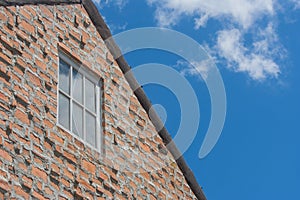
[57,52,102,151]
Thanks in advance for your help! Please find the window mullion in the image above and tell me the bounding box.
[96,84,100,150]
[59,89,71,99]
[83,77,86,141]
[70,65,73,133]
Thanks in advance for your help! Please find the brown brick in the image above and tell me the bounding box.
[0,12,6,21]
[14,109,29,124]
[22,175,33,189]
[32,166,47,182]
[81,31,88,44]
[0,91,9,105]
[61,177,70,188]
[63,168,73,180]
[0,169,8,179]
[50,163,60,174]
[98,171,109,182]
[140,142,150,153]
[32,191,45,200]
[24,5,37,17]
[26,70,41,87]
[20,8,31,20]
[19,20,35,34]
[18,162,28,172]
[35,58,47,71]
[63,150,76,164]
[40,5,54,19]
[81,159,96,173]
[78,177,94,191]
[0,51,11,65]
[14,185,30,199]
[35,180,43,191]
[44,186,53,196]
[49,132,63,145]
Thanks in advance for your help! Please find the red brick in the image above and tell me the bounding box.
[32,191,45,200]
[15,185,30,199]
[22,175,33,189]
[44,186,53,196]
[49,132,64,145]
[81,31,88,44]
[18,162,28,172]
[63,150,76,164]
[0,91,9,105]
[35,180,43,191]
[35,58,46,71]
[14,109,29,124]
[78,177,94,191]
[19,8,31,20]
[24,5,37,17]
[19,20,35,34]
[0,51,11,65]
[26,71,41,87]
[140,142,150,153]
[40,5,54,19]
[0,12,6,21]
[0,149,13,163]
[32,166,47,182]
[81,159,96,173]
[50,163,60,174]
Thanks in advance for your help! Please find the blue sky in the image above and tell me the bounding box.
[93,0,300,199]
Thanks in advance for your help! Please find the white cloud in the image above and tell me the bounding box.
[147,0,275,29]
[215,24,281,80]
[194,13,209,29]
[146,0,287,81]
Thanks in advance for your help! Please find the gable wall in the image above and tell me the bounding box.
[0,4,197,199]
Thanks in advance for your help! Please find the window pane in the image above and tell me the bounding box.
[59,93,70,130]
[86,112,96,147]
[59,60,70,94]
[72,68,83,103]
[72,102,83,138]
[85,79,96,112]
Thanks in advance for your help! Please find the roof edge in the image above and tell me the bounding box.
[1,0,207,199]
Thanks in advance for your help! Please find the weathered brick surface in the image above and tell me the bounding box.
[0,4,197,199]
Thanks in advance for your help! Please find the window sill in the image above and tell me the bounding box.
[56,123,103,157]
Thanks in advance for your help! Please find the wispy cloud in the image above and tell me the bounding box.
[290,0,300,9]
[92,0,128,9]
[215,25,282,80]
[147,0,275,29]
[146,0,291,81]
[175,59,214,81]
[108,22,128,33]
[92,0,129,33]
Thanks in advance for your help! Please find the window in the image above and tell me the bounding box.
[58,53,102,150]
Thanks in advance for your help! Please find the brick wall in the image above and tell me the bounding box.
[0,4,197,199]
